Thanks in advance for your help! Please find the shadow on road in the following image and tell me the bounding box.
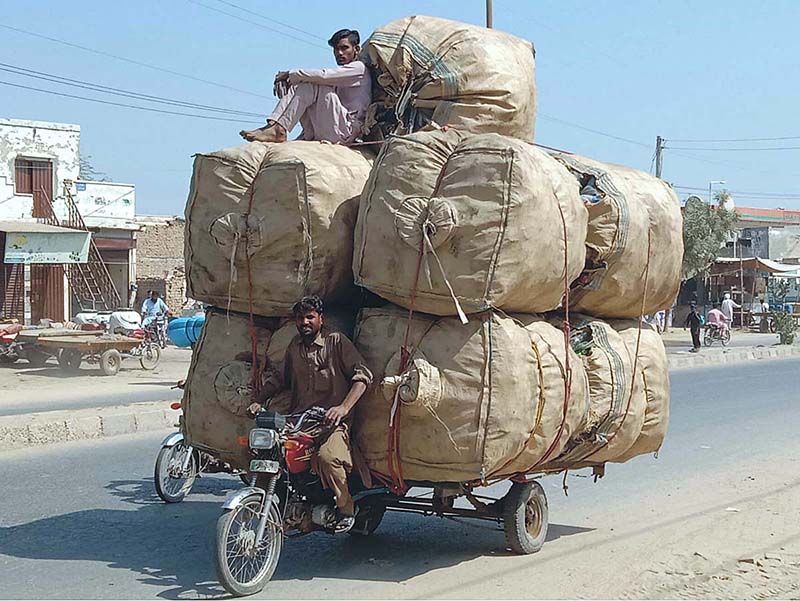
[0,476,594,599]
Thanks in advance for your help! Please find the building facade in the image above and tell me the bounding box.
[1,118,137,323]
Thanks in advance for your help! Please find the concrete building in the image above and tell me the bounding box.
[1,118,137,322]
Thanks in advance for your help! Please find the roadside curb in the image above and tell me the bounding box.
[668,344,800,369]
[0,400,176,452]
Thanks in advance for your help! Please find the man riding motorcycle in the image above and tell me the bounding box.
[246,295,373,533]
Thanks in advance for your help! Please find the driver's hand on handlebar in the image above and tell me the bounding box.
[246,402,262,418]
[324,405,349,429]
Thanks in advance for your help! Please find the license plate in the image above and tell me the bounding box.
[249,459,280,474]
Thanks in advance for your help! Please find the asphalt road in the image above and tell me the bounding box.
[1,358,799,599]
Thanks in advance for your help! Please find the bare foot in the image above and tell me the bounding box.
[239,123,287,143]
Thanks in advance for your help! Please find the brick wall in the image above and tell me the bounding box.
[134,217,187,311]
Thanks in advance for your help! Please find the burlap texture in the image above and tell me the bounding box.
[353,129,587,316]
[540,315,646,470]
[363,15,537,140]
[353,306,589,483]
[608,319,670,462]
[185,142,373,316]
[549,151,683,318]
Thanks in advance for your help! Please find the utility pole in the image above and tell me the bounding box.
[486,0,493,28]
[655,135,664,178]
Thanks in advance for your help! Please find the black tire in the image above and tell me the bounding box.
[215,495,283,597]
[99,349,122,376]
[721,329,731,346]
[703,331,713,347]
[349,498,386,537]
[0,353,19,364]
[25,348,50,367]
[58,348,82,372]
[503,481,548,555]
[154,443,197,503]
[139,343,161,370]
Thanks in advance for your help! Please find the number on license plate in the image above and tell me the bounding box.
[249,459,279,474]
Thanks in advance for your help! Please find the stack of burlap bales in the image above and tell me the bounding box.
[180,14,681,481]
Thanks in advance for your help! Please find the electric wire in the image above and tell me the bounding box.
[0,23,273,100]
[209,0,326,41]
[187,0,328,49]
[0,62,265,117]
[0,79,255,123]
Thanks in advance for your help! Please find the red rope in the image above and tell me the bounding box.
[244,185,261,400]
[386,237,426,495]
[579,229,652,464]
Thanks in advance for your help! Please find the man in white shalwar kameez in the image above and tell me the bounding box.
[240,29,370,145]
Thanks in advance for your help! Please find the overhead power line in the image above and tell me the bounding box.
[667,145,800,152]
[187,0,328,49]
[210,0,325,41]
[0,23,272,100]
[667,135,800,143]
[0,62,265,117]
[0,79,255,124]
[672,185,800,199]
[537,113,651,148]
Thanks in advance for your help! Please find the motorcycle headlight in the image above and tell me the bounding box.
[249,428,279,450]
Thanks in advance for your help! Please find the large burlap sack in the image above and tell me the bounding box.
[183,308,356,468]
[541,315,646,470]
[608,320,670,461]
[353,307,588,483]
[185,142,373,315]
[353,129,587,317]
[550,151,683,318]
[362,15,536,140]
[183,309,280,469]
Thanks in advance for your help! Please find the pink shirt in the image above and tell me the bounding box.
[707,308,727,324]
[289,61,371,133]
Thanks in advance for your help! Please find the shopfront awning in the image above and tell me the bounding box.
[0,221,90,264]
[714,256,800,274]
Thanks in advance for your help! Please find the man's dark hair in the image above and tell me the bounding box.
[328,28,360,48]
[292,295,324,317]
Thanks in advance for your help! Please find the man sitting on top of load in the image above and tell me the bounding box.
[240,29,371,145]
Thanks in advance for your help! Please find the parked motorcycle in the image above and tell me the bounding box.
[703,323,731,346]
[0,324,23,364]
[213,406,550,596]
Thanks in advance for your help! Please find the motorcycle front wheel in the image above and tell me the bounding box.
[154,442,197,503]
[215,495,283,597]
[139,343,161,370]
[721,329,731,346]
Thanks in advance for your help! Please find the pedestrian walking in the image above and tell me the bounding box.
[685,302,702,352]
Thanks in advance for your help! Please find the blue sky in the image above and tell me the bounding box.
[2,0,799,214]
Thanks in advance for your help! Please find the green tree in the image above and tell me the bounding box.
[682,191,739,280]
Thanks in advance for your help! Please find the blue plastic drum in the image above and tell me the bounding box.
[167,315,205,348]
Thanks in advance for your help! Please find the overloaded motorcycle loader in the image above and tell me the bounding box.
[162,14,680,598]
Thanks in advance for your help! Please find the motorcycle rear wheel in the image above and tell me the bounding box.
[154,442,197,503]
[215,495,283,597]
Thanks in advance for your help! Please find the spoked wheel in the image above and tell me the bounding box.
[503,480,549,555]
[215,495,283,597]
[721,328,731,346]
[139,343,161,370]
[703,331,713,347]
[154,442,197,503]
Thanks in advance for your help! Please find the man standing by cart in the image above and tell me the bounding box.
[247,295,373,533]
